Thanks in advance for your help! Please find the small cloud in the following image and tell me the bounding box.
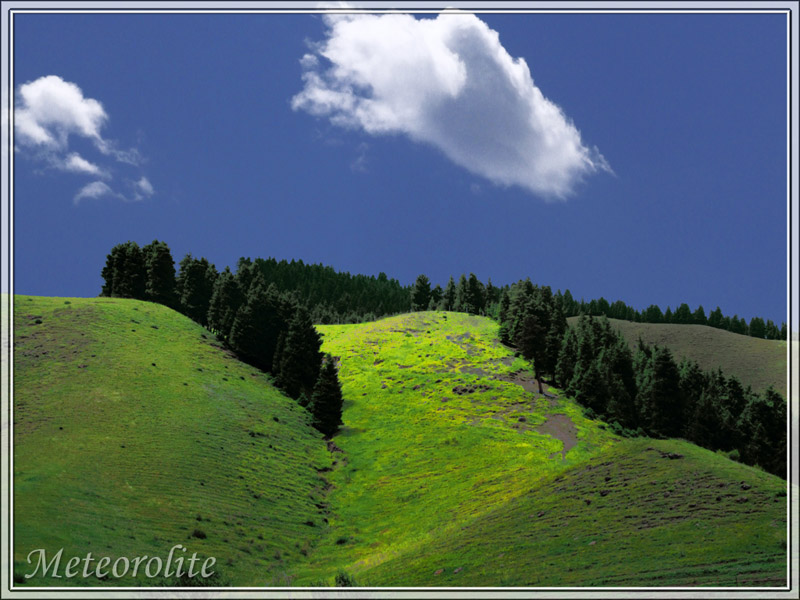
[135,176,154,198]
[15,75,107,150]
[73,180,123,204]
[292,11,611,199]
[60,152,108,178]
[300,53,319,69]
[350,142,368,173]
[15,75,152,203]
[470,183,481,195]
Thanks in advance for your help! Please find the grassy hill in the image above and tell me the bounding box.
[568,317,787,396]
[13,295,332,586]
[12,301,787,588]
[297,312,787,587]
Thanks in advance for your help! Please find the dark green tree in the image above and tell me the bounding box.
[439,276,457,311]
[207,267,244,341]
[748,316,766,339]
[228,278,287,371]
[142,240,176,307]
[310,355,344,437]
[410,274,431,311]
[708,306,724,329]
[637,346,683,437]
[177,256,218,326]
[453,274,466,312]
[692,305,707,325]
[101,242,146,299]
[276,306,324,400]
[555,328,578,390]
[643,304,663,323]
[738,387,786,476]
[673,303,692,324]
[428,284,443,310]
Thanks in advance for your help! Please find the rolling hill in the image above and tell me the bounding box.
[12,299,788,588]
[297,312,787,586]
[568,317,788,396]
[13,295,331,586]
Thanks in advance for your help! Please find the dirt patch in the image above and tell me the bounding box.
[499,371,558,401]
[460,366,488,376]
[535,414,578,460]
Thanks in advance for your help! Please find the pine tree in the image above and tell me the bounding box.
[228,279,286,371]
[466,273,486,315]
[207,267,243,340]
[555,328,578,391]
[673,303,692,324]
[738,387,786,475]
[543,304,567,380]
[643,304,664,323]
[310,356,344,437]
[708,306,724,329]
[678,359,706,439]
[143,240,176,307]
[106,241,146,299]
[692,305,707,325]
[411,274,431,311]
[453,274,469,313]
[99,245,118,297]
[440,276,457,311]
[637,346,682,437]
[276,306,323,400]
[748,316,766,339]
[428,285,443,310]
[178,256,218,326]
[516,304,547,393]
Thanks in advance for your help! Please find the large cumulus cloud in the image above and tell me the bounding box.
[292,11,610,199]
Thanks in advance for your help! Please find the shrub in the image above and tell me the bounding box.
[335,571,357,587]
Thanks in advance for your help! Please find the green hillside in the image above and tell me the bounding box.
[569,317,787,396]
[297,312,786,587]
[13,295,331,586]
[12,301,787,588]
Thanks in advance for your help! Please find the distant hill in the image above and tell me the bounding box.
[568,317,787,396]
[13,296,331,586]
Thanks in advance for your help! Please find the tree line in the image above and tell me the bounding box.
[410,275,786,341]
[496,280,786,478]
[99,240,343,437]
[101,241,786,472]
[556,290,786,341]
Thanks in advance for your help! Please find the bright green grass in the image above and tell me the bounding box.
[13,296,331,586]
[575,317,788,396]
[298,311,786,587]
[12,301,788,588]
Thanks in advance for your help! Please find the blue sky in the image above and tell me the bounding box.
[11,7,788,325]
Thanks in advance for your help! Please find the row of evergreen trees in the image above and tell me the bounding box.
[495,280,785,477]
[99,241,343,437]
[556,290,786,340]
[410,273,502,315]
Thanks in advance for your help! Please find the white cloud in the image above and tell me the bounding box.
[15,75,108,150]
[292,11,611,199]
[73,180,122,204]
[135,176,154,198]
[60,152,108,178]
[15,75,152,204]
